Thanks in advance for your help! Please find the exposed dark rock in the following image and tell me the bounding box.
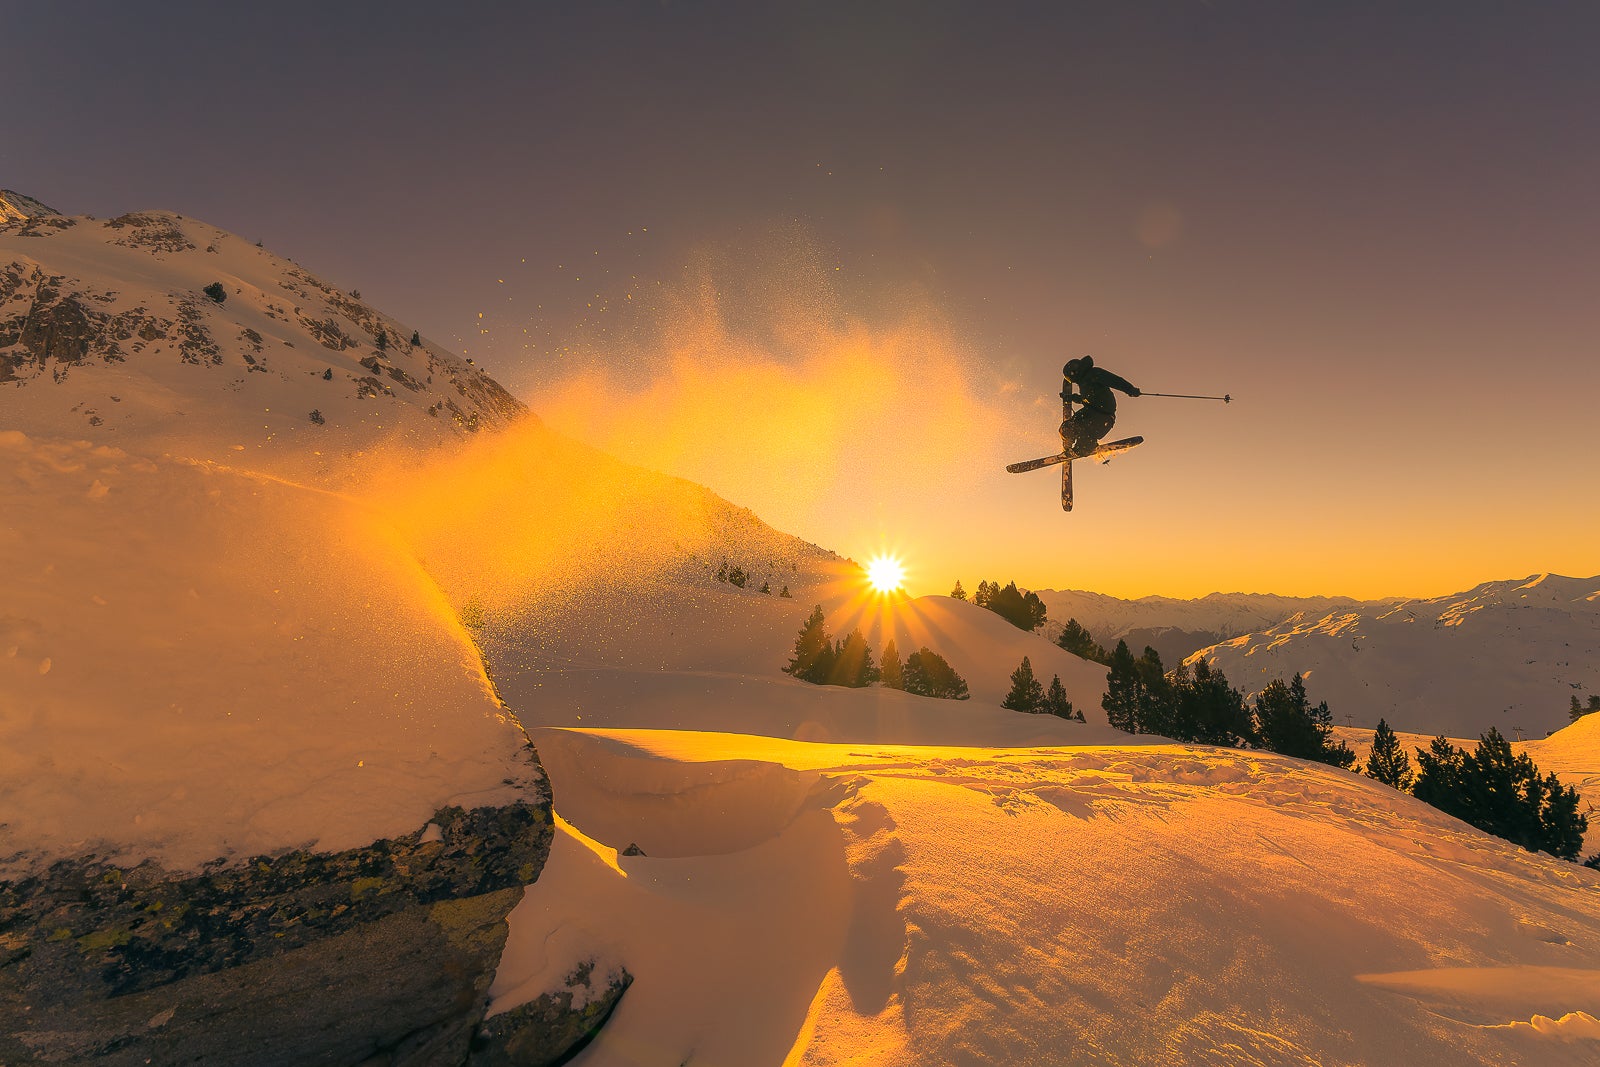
[621,843,646,857]
[104,212,196,254]
[469,962,632,1067]
[356,375,393,400]
[18,286,94,369]
[304,314,359,351]
[174,300,220,366]
[0,785,565,1067]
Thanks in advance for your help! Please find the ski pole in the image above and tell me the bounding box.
[1141,391,1231,403]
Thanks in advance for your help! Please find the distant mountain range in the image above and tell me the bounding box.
[1036,588,1387,665]
[1185,573,1600,739]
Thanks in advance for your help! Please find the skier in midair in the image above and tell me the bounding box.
[1060,356,1140,458]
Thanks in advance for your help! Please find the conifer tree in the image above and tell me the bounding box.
[880,639,904,690]
[1056,618,1107,664]
[375,330,388,351]
[1102,639,1141,733]
[1043,674,1075,719]
[1572,695,1600,722]
[974,580,995,608]
[760,581,771,594]
[831,629,880,688]
[779,585,792,598]
[1412,735,1466,810]
[410,330,421,346]
[1365,718,1413,790]
[903,648,969,699]
[1002,656,1045,713]
[1252,674,1356,767]
[783,605,834,684]
[1169,658,1252,746]
[984,581,1049,631]
[1134,646,1177,737]
[951,580,967,601]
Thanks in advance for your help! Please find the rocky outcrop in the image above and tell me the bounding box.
[470,962,633,1067]
[0,266,180,382]
[0,190,61,226]
[0,794,567,1066]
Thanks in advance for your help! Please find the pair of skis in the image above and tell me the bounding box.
[1005,383,1142,511]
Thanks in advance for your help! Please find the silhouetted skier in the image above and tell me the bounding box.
[1061,356,1139,457]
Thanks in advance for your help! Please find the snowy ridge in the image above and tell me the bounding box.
[0,189,60,224]
[0,205,524,479]
[1187,573,1600,737]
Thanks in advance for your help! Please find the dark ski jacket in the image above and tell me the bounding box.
[1064,367,1139,418]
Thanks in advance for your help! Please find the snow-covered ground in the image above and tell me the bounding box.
[0,430,534,877]
[1188,574,1600,738]
[494,727,1600,1066]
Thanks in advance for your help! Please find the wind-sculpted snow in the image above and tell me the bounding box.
[0,432,536,876]
[1187,573,1600,738]
[497,728,1600,1066]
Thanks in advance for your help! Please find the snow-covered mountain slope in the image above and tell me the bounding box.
[0,199,522,479]
[486,588,1120,745]
[1037,587,1381,663]
[365,416,846,615]
[0,432,537,878]
[495,727,1600,1066]
[0,189,60,224]
[1188,574,1600,738]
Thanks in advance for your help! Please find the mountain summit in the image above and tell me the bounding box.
[0,188,60,224]
[1,202,522,473]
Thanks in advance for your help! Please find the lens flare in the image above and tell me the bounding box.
[865,554,905,594]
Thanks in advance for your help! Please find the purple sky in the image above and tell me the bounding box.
[9,2,1598,596]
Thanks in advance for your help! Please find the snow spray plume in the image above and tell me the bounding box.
[360,416,854,616]
[525,231,1014,559]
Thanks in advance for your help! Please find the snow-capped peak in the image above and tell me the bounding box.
[0,189,61,224]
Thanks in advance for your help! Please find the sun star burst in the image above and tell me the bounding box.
[865,554,906,594]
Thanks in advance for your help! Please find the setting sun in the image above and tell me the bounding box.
[865,554,906,594]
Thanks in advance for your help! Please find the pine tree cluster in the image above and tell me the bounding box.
[783,609,966,697]
[1364,719,1413,790]
[1101,642,1351,763]
[1055,617,1109,664]
[1569,695,1600,723]
[1409,730,1587,860]
[902,648,970,699]
[970,579,1048,632]
[1001,656,1081,719]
